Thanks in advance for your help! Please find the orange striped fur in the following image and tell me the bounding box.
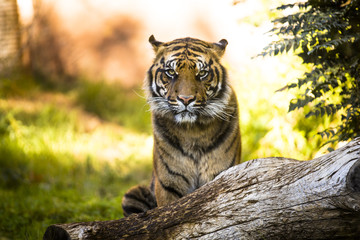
[122,35,241,216]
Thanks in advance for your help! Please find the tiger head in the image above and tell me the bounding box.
[146,35,233,124]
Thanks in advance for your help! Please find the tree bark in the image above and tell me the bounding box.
[0,0,21,72]
[43,138,360,240]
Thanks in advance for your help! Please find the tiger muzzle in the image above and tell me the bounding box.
[177,95,196,106]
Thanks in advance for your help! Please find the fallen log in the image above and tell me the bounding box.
[43,138,360,240]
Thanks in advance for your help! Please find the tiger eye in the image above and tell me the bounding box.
[198,70,208,78]
[165,69,176,78]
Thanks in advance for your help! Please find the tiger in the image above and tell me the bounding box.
[121,35,241,217]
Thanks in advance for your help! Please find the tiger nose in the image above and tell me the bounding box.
[177,95,195,105]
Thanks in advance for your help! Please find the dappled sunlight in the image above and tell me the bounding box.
[231,50,321,161]
[13,0,326,163]
[0,0,345,238]
[0,93,153,166]
[75,124,153,164]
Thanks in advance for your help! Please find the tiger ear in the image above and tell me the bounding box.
[149,35,163,53]
[213,39,228,57]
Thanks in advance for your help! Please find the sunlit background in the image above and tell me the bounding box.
[13,0,322,160]
[0,0,338,238]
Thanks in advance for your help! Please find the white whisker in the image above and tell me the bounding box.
[132,89,147,100]
[147,91,236,123]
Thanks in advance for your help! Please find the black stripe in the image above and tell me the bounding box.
[210,67,225,100]
[171,46,183,51]
[150,176,155,193]
[139,185,151,198]
[159,179,183,198]
[220,64,227,95]
[122,205,145,216]
[213,144,239,179]
[147,66,156,97]
[191,41,209,48]
[188,46,205,53]
[154,67,163,80]
[158,149,190,185]
[229,144,239,167]
[225,129,240,153]
[204,121,233,154]
[187,58,197,69]
[214,66,220,79]
[213,67,221,95]
[155,126,198,162]
[154,118,185,155]
[147,65,153,82]
[206,70,218,93]
[187,51,201,58]
[123,193,152,210]
[160,57,165,65]
[178,61,186,70]
[163,42,181,47]
[139,186,157,208]
[171,50,201,58]
[151,67,164,96]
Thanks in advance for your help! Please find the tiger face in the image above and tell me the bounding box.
[146,35,232,124]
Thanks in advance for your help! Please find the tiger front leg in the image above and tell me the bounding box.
[154,176,184,206]
[121,185,157,217]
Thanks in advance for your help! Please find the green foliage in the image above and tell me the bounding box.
[260,0,360,146]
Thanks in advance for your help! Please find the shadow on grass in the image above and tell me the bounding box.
[0,73,153,239]
[0,107,152,239]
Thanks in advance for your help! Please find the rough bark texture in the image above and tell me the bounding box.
[44,138,360,240]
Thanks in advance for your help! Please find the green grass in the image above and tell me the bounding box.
[0,76,153,239]
[75,78,152,134]
[0,65,340,239]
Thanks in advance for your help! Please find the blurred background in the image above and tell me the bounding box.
[0,0,338,238]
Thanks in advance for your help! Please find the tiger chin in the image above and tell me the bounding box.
[121,35,241,217]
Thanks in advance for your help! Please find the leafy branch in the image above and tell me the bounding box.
[260,0,360,146]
